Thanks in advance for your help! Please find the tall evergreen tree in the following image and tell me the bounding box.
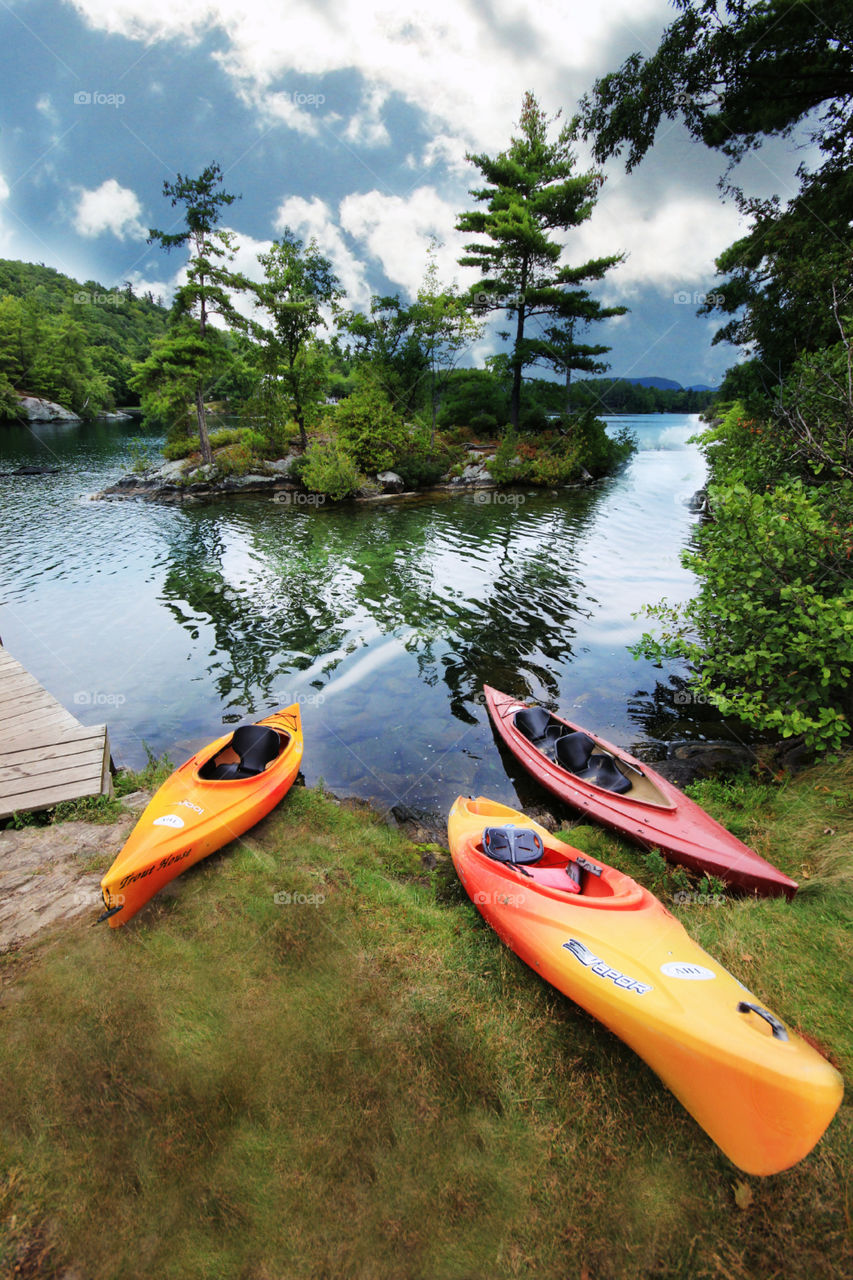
[456,91,624,428]
[148,163,248,462]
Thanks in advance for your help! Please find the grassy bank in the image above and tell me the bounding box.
[1,763,850,1280]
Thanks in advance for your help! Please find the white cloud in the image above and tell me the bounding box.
[36,95,60,125]
[68,0,670,152]
[570,179,746,296]
[343,85,390,148]
[273,195,371,307]
[73,178,147,240]
[339,187,473,297]
[0,173,9,201]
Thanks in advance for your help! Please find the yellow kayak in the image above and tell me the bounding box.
[448,796,843,1175]
[101,706,303,927]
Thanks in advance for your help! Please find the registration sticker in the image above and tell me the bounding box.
[660,961,716,981]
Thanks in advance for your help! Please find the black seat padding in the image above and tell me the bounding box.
[482,825,544,865]
[555,732,632,795]
[555,731,595,772]
[200,724,282,780]
[514,706,553,742]
[514,707,567,760]
[232,725,282,774]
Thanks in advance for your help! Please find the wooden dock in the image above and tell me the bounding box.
[0,645,113,819]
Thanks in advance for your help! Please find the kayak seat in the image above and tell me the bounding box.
[514,706,552,741]
[482,825,544,865]
[199,725,282,780]
[514,707,566,759]
[555,734,632,794]
[583,756,633,795]
[232,725,282,774]
[555,731,596,772]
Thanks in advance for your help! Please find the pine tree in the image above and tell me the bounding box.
[148,163,249,462]
[457,91,624,428]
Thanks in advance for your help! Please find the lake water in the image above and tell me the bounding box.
[0,414,717,819]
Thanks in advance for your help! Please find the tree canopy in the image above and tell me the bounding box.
[582,0,853,381]
[457,91,624,427]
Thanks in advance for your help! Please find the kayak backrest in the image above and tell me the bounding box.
[555,731,595,772]
[231,725,283,774]
[199,724,283,780]
[482,825,544,865]
[514,706,552,742]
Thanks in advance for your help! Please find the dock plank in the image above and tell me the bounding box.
[0,646,112,818]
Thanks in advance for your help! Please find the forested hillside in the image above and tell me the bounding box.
[0,259,169,419]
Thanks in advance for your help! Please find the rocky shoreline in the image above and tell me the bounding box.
[96,450,510,505]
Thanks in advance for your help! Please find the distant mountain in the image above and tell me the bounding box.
[619,375,683,391]
[685,384,719,392]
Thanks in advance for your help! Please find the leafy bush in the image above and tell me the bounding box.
[162,436,198,461]
[333,382,409,473]
[213,441,256,477]
[392,429,455,488]
[634,478,853,752]
[300,439,365,500]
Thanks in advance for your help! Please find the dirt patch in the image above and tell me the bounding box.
[0,793,150,950]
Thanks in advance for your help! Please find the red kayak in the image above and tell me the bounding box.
[483,685,798,899]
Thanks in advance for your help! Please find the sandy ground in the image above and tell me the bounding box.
[0,792,150,950]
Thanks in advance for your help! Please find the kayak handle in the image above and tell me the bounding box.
[737,1001,789,1041]
[95,904,125,924]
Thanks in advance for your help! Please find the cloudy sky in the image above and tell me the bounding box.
[0,0,810,387]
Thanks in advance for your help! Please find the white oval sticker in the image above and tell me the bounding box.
[660,961,716,981]
[153,814,185,829]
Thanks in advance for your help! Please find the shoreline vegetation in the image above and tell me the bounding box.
[0,759,850,1279]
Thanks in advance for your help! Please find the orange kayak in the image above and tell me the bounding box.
[100,706,303,927]
[448,795,843,1175]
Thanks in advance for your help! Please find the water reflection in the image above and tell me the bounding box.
[0,415,711,817]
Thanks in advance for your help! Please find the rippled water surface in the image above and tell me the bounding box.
[0,415,710,817]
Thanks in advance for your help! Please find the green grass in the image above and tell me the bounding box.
[0,768,850,1280]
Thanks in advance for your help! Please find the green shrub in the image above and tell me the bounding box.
[162,436,197,461]
[300,439,365,500]
[634,478,853,752]
[213,441,255,477]
[333,382,409,473]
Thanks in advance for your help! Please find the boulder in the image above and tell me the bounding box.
[376,470,405,493]
[17,395,81,423]
[656,740,755,787]
[264,455,298,476]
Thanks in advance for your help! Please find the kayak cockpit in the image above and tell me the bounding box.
[513,706,669,806]
[478,823,639,904]
[198,724,288,781]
